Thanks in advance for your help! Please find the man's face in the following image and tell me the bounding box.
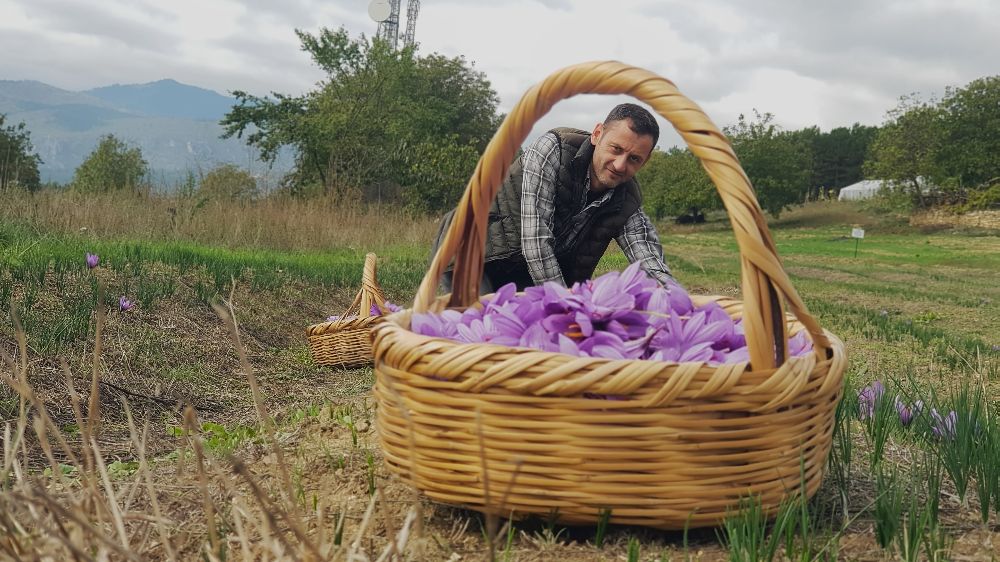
[589,119,654,192]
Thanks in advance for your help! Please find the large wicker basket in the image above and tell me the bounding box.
[372,61,847,529]
[306,253,386,368]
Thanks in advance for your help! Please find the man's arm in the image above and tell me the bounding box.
[616,209,678,287]
[520,133,566,286]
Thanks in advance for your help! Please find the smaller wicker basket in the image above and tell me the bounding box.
[306,253,386,368]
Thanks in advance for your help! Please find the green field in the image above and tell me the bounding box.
[1,196,997,560]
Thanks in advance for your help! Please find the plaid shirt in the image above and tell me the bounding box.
[520,132,674,287]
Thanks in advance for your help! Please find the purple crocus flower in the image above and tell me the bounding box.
[577,275,636,321]
[541,311,593,340]
[616,261,656,296]
[384,301,403,313]
[411,309,462,339]
[858,381,886,420]
[482,303,527,346]
[787,330,813,358]
[895,396,923,426]
[578,331,630,359]
[665,280,694,316]
[119,296,135,312]
[326,315,340,322]
[647,302,729,363]
[518,323,582,355]
[539,282,581,315]
[86,252,100,269]
[456,317,489,344]
[715,346,750,364]
[930,409,957,440]
[370,303,381,316]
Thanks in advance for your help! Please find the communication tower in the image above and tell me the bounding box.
[369,0,419,50]
[403,0,420,48]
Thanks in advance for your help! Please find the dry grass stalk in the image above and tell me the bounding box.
[122,400,177,562]
[376,487,399,560]
[90,436,132,552]
[183,406,221,558]
[87,283,107,442]
[373,505,419,562]
[348,494,379,559]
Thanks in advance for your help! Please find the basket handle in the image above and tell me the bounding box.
[340,252,386,319]
[415,61,831,370]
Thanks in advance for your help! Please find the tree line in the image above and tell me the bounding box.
[2,29,998,218]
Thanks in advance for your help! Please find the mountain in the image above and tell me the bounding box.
[0,79,290,186]
[85,79,236,121]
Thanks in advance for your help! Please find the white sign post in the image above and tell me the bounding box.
[851,227,865,257]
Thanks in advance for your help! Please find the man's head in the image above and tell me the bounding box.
[589,103,659,192]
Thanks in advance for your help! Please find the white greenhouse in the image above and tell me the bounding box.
[837,180,886,201]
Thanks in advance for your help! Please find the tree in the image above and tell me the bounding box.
[725,111,812,218]
[0,114,42,191]
[637,147,718,220]
[198,164,258,201]
[222,28,501,210]
[864,96,945,206]
[72,134,148,193]
[937,76,1000,189]
[793,123,878,197]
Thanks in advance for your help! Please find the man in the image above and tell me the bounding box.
[436,103,677,292]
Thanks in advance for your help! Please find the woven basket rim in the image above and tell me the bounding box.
[307,314,383,336]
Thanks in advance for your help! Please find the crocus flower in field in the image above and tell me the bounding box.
[86,252,99,269]
[858,381,886,420]
[119,296,135,312]
[930,409,957,440]
[895,396,923,426]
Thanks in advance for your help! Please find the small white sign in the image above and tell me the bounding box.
[851,227,865,239]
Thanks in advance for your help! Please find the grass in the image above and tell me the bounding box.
[1,193,998,559]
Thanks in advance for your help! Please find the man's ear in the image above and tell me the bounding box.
[591,122,603,144]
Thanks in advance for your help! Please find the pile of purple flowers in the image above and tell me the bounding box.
[326,302,402,323]
[409,262,812,365]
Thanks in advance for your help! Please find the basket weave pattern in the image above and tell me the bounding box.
[372,62,847,529]
[306,253,385,368]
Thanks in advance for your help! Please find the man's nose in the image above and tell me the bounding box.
[612,154,629,171]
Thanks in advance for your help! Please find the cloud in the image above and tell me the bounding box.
[17,0,179,55]
[1,0,998,148]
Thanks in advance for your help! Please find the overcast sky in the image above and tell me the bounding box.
[2,0,997,148]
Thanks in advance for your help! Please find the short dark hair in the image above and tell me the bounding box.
[603,103,659,146]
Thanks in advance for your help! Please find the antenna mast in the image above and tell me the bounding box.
[369,0,418,51]
[403,0,420,49]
